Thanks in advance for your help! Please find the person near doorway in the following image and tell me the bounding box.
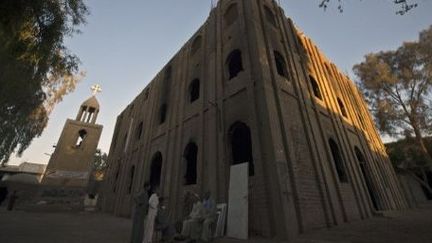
[155,197,176,241]
[130,182,151,243]
[201,191,217,242]
[142,186,160,243]
[178,195,204,242]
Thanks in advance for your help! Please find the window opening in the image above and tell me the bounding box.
[309,75,322,100]
[226,49,244,80]
[229,122,254,176]
[274,51,288,78]
[329,139,348,182]
[189,79,200,103]
[75,129,87,147]
[183,142,198,185]
[337,98,348,117]
[150,152,163,188]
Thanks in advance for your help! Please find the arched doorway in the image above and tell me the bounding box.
[355,147,379,210]
[150,152,163,188]
[229,121,254,176]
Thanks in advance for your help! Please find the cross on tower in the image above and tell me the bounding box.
[91,84,102,96]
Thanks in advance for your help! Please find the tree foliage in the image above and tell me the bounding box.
[92,149,108,181]
[354,25,432,164]
[386,137,432,194]
[0,0,88,165]
[319,0,418,15]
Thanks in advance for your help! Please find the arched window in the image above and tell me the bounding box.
[354,147,378,210]
[189,79,200,103]
[183,142,198,185]
[159,103,167,124]
[150,152,163,188]
[224,3,238,27]
[337,98,348,118]
[191,35,202,56]
[128,165,135,194]
[136,121,143,140]
[309,75,322,100]
[229,122,254,176]
[328,139,348,182]
[226,49,244,80]
[264,6,276,27]
[274,51,288,78]
[75,129,87,147]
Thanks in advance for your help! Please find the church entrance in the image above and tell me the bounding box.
[227,121,256,238]
[355,147,379,210]
[149,152,162,189]
[229,122,254,176]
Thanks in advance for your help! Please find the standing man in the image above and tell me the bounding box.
[130,182,151,243]
[143,186,160,243]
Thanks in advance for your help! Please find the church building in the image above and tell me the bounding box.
[100,0,408,239]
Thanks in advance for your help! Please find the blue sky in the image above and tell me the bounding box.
[8,0,432,165]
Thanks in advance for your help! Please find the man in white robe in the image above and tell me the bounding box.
[180,197,204,241]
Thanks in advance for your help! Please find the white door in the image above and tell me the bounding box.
[227,162,249,239]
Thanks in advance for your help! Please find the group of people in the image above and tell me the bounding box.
[130,183,217,243]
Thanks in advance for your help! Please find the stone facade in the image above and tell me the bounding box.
[100,0,408,239]
[42,96,103,187]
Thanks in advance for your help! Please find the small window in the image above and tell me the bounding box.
[329,139,348,183]
[75,129,87,147]
[224,3,238,27]
[189,79,200,103]
[309,75,322,100]
[128,165,135,194]
[136,121,143,140]
[183,142,198,185]
[337,98,348,118]
[226,49,244,80]
[274,51,288,78]
[159,104,167,124]
[264,6,276,27]
[190,35,202,56]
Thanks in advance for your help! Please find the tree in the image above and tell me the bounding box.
[354,25,432,192]
[319,0,418,15]
[92,149,108,181]
[386,137,432,195]
[0,0,89,165]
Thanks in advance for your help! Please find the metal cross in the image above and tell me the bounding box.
[91,84,102,96]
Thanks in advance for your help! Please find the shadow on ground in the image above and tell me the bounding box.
[1,203,432,243]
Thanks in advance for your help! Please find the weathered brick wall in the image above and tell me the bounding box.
[101,0,408,240]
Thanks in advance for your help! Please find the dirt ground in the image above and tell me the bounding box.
[1,203,432,243]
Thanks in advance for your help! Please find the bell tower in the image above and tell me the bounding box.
[42,85,103,187]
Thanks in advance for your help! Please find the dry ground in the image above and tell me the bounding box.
[1,203,432,243]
